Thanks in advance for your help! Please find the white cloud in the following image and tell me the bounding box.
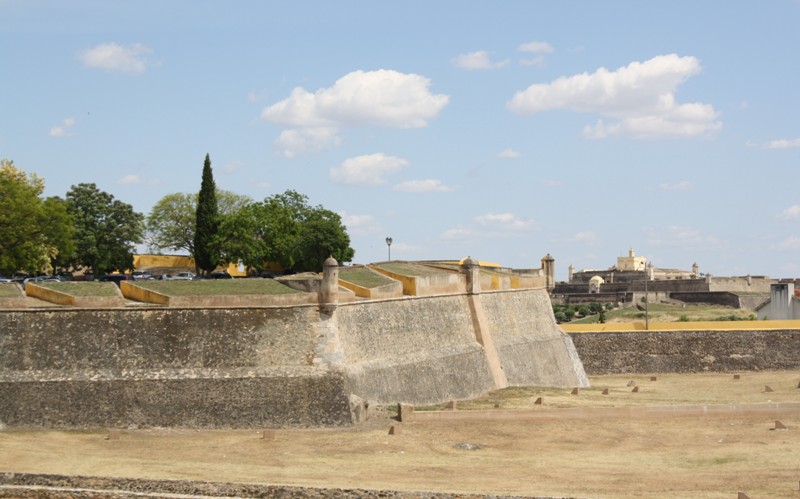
[255,181,271,189]
[659,180,694,191]
[264,69,448,157]
[765,138,800,149]
[517,41,554,67]
[49,117,76,137]
[222,160,244,174]
[393,179,455,193]
[498,149,521,158]
[475,212,532,230]
[571,231,598,243]
[518,41,554,54]
[441,226,476,240]
[262,69,449,128]
[644,225,724,249]
[508,54,722,139]
[79,42,153,74]
[776,236,800,251]
[117,174,159,185]
[452,50,510,70]
[274,127,340,158]
[330,153,408,185]
[339,212,379,235]
[778,205,800,220]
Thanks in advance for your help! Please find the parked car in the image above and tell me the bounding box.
[0,275,12,283]
[132,270,154,281]
[98,274,134,286]
[208,270,234,279]
[165,271,195,281]
[21,275,62,289]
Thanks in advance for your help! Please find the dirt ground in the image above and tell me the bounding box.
[2,371,800,499]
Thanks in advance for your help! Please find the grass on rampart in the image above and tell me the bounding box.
[0,283,22,297]
[38,281,120,297]
[339,267,395,288]
[374,262,446,277]
[569,302,755,324]
[135,279,301,296]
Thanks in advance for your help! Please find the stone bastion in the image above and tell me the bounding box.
[0,259,589,429]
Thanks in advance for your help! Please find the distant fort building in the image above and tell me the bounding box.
[553,249,778,310]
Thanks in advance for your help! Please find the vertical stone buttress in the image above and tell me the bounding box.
[321,256,339,311]
[541,253,555,292]
[314,256,344,365]
[462,257,508,390]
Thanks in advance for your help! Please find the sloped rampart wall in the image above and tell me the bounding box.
[481,289,589,388]
[334,295,496,404]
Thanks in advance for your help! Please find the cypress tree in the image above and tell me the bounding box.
[193,153,219,275]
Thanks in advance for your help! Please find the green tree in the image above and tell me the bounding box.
[145,192,196,254]
[217,202,270,271]
[66,183,144,275]
[216,189,354,273]
[145,190,252,255]
[0,160,74,275]
[193,154,219,275]
[293,208,354,271]
[41,196,76,272]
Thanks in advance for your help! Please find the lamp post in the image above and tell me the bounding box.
[644,270,649,331]
[385,237,392,261]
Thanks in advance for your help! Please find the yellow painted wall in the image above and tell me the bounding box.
[133,254,281,278]
[561,320,800,333]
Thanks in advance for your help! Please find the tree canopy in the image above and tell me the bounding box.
[66,183,144,275]
[217,189,354,272]
[145,190,252,255]
[193,154,219,275]
[0,159,74,275]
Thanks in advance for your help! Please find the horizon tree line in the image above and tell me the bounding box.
[0,155,354,277]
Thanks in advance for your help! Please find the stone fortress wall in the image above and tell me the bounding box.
[2,257,798,430]
[0,259,588,428]
[569,328,800,375]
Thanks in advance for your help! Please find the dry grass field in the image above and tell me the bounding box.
[1,371,799,498]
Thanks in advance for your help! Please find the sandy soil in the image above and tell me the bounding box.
[1,371,800,499]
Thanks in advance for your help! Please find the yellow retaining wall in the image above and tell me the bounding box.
[134,254,282,278]
[561,320,800,333]
[26,283,125,308]
[369,266,418,295]
[120,281,170,305]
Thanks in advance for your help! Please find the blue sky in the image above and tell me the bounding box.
[2,1,799,280]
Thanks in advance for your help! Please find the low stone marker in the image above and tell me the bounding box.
[738,492,750,499]
[650,376,657,382]
[764,385,774,393]
[796,380,800,389]
[571,388,579,395]
[626,380,636,387]
[773,420,787,431]
[445,401,457,410]
[534,397,543,405]
[398,403,414,422]
[602,388,609,395]
[260,429,275,441]
[733,374,741,380]
[104,430,120,441]
[388,425,401,435]
[632,386,639,393]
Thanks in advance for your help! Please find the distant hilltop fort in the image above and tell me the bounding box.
[552,248,785,311]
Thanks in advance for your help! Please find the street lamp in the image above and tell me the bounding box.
[644,270,649,331]
[385,237,393,261]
